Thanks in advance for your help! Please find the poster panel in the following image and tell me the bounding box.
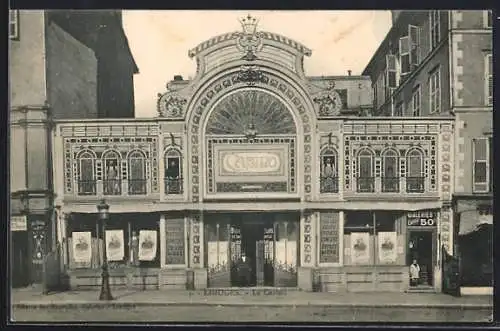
[139,230,157,261]
[72,231,92,263]
[378,231,398,264]
[106,230,124,261]
[350,232,370,265]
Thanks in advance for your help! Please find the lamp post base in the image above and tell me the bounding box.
[99,267,114,301]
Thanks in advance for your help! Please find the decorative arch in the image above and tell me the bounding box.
[205,89,297,135]
[76,149,96,195]
[380,148,400,192]
[185,66,317,202]
[320,146,338,193]
[164,147,183,195]
[406,147,425,193]
[102,150,121,195]
[127,150,147,195]
[356,148,375,193]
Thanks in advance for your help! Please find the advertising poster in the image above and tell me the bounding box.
[139,230,157,261]
[378,232,398,264]
[72,231,92,263]
[105,230,124,261]
[350,232,370,265]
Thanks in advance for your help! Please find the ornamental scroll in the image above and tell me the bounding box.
[319,212,340,263]
[157,92,187,118]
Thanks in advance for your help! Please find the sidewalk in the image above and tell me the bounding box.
[12,286,493,309]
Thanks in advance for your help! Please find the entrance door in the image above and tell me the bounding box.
[408,231,435,286]
[229,215,276,287]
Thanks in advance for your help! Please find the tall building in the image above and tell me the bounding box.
[9,9,138,287]
[52,16,455,293]
[363,10,493,295]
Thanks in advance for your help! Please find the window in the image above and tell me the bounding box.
[412,85,421,116]
[319,212,340,264]
[320,148,338,193]
[373,81,378,108]
[485,53,493,106]
[103,150,122,195]
[394,102,404,116]
[9,10,19,40]
[164,149,183,194]
[473,138,490,192]
[399,36,411,76]
[76,150,96,195]
[406,149,425,193]
[357,149,375,192]
[429,67,441,114]
[489,137,493,192]
[386,54,398,90]
[429,10,441,49]
[165,217,186,265]
[484,10,492,28]
[128,151,147,195]
[381,149,399,192]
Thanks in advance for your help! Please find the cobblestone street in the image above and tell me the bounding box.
[12,305,493,323]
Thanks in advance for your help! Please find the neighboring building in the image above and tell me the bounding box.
[9,9,138,287]
[363,10,493,295]
[53,16,454,293]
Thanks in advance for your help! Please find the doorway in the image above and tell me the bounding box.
[230,215,275,287]
[407,230,435,287]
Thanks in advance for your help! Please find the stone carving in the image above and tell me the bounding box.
[236,15,264,61]
[313,81,343,116]
[157,92,187,118]
[234,65,267,86]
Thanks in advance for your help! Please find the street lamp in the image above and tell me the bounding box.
[97,199,113,301]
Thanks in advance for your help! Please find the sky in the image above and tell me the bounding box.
[122,10,392,118]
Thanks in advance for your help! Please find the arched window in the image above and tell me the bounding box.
[320,147,338,193]
[164,149,182,194]
[357,149,375,192]
[406,149,424,193]
[128,150,146,195]
[381,149,399,192]
[77,150,96,195]
[103,150,121,195]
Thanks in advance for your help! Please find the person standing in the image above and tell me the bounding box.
[409,259,421,286]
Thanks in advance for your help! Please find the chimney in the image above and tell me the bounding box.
[348,70,352,76]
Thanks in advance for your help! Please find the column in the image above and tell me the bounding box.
[298,210,315,291]
[160,214,166,268]
[190,213,206,289]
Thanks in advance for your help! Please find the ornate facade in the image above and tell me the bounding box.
[53,17,455,292]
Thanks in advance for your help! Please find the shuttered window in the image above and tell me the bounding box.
[485,54,493,106]
[473,138,490,193]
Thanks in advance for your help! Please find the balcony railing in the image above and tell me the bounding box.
[406,177,425,193]
[381,177,400,193]
[320,176,339,193]
[165,177,183,195]
[128,179,147,195]
[77,180,96,196]
[103,179,122,195]
[357,177,375,193]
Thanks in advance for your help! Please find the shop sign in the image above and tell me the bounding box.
[11,216,27,231]
[407,210,437,227]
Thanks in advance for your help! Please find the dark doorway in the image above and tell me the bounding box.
[229,214,275,287]
[11,232,30,288]
[407,231,434,286]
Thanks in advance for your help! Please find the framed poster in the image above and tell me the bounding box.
[72,231,92,263]
[106,230,124,261]
[350,232,370,265]
[378,232,397,264]
[139,230,157,261]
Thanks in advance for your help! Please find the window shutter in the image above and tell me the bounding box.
[409,25,420,67]
[473,138,489,192]
[386,54,398,88]
[9,10,19,40]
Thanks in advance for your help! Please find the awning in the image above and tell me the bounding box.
[459,211,493,235]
